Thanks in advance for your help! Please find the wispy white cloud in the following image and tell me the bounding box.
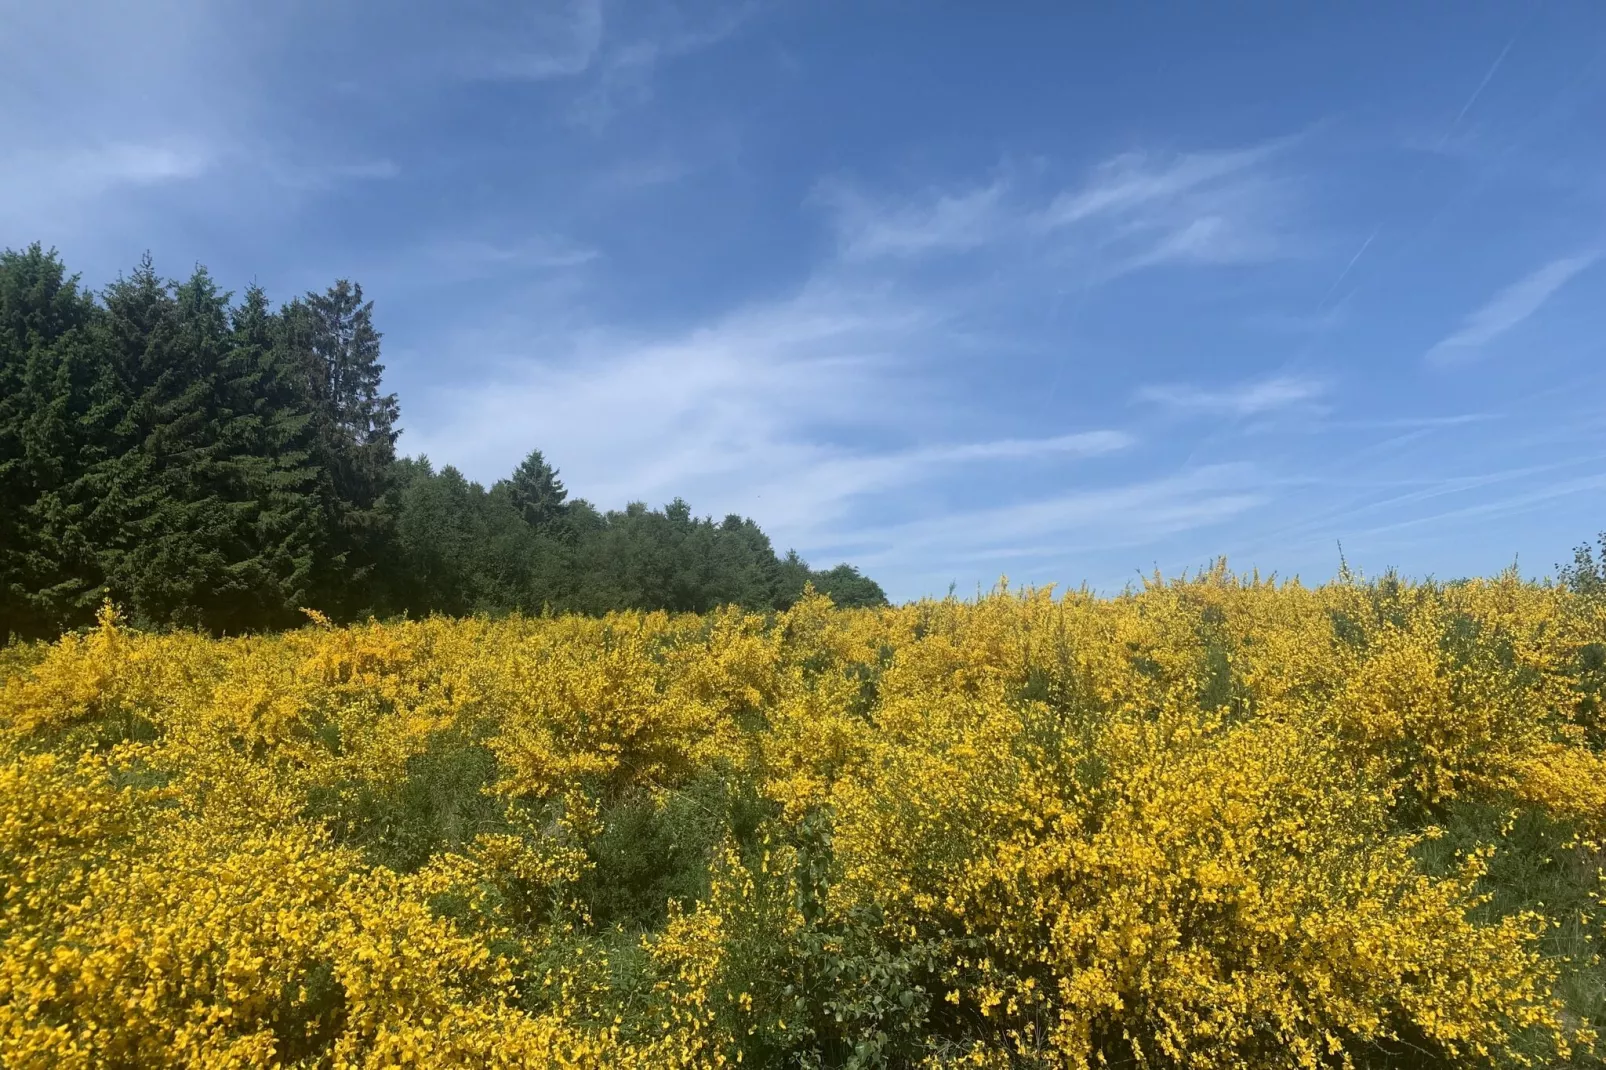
[566,3,757,128]
[1044,143,1281,227]
[408,274,1241,584]
[402,273,1137,559]
[432,0,604,80]
[1427,253,1598,364]
[2,142,212,195]
[405,279,930,514]
[818,139,1298,277]
[76,143,212,185]
[839,464,1268,568]
[913,432,1133,463]
[0,0,743,238]
[1136,374,1329,417]
[818,178,1011,260]
[355,235,600,295]
[0,1,372,245]
[400,136,1306,591]
[1048,146,1295,273]
[1346,471,1606,539]
[0,141,214,237]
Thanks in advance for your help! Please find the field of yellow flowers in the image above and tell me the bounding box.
[3,567,1606,1068]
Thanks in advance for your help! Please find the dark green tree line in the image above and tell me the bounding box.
[0,246,885,638]
[378,454,884,619]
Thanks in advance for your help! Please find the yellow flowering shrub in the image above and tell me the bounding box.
[1,573,1603,1067]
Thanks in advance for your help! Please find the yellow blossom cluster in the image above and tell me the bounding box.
[2,569,1603,1067]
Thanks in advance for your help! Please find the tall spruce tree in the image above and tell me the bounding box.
[224,285,337,626]
[211,284,329,630]
[97,263,233,629]
[501,448,569,532]
[288,281,400,616]
[0,245,108,638]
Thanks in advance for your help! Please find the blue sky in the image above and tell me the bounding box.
[5,2,1605,600]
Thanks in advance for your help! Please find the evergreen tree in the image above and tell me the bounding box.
[303,279,398,479]
[389,458,481,617]
[81,262,338,633]
[0,246,889,636]
[387,459,566,617]
[213,284,329,630]
[0,245,107,638]
[806,563,888,608]
[483,478,571,609]
[558,498,869,615]
[281,281,400,616]
[501,449,569,532]
[773,550,814,609]
[96,263,242,629]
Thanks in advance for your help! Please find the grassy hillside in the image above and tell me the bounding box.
[2,569,1604,1067]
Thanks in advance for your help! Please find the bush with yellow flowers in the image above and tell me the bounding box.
[2,568,1604,1067]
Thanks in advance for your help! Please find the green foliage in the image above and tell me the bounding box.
[0,244,106,637]
[1563,534,1606,596]
[806,563,888,610]
[314,732,509,874]
[276,280,399,619]
[499,448,569,533]
[1415,801,1606,1066]
[580,776,764,931]
[0,246,886,639]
